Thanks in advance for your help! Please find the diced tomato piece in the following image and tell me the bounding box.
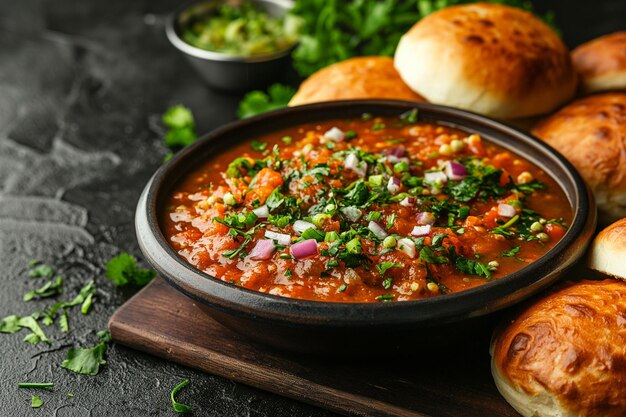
[545,223,566,241]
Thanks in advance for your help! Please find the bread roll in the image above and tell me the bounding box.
[289,56,424,106]
[588,218,626,279]
[394,3,577,118]
[491,279,626,417]
[532,93,626,224]
[572,32,626,94]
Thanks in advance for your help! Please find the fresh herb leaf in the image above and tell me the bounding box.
[419,246,448,264]
[28,264,54,279]
[163,105,195,130]
[24,276,63,301]
[375,293,394,302]
[251,140,268,151]
[18,382,53,388]
[61,342,107,376]
[31,396,43,408]
[515,180,546,194]
[1,315,50,345]
[171,379,192,414]
[502,246,521,257]
[237,83,296,118]
[105,254,155,287]
[377,262,403,289]
[400,108,419,123]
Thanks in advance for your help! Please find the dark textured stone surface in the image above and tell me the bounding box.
[0,1,623,416]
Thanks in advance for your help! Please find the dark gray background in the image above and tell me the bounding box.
[0,1,624,416]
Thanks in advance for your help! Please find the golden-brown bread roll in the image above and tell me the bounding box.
[588,218,626,279]
[394,3,577,119]
[532,93,626,224]
[288,56,424,106]
[572,32,626,94]
[491,279,626,417]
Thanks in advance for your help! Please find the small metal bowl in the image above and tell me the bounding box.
[166,0,296,92]
[135,100,596,355]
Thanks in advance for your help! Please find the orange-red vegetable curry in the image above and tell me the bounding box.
[164,111,570,303]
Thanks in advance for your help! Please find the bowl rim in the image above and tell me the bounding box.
[136,99,595,327]
[165,0,297,64]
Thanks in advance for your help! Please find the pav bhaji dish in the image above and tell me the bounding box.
[164,111,570,303]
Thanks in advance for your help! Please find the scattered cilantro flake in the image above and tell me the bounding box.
[105,253,155,287]
[61,341,107,376]
[24,276,63,302]
[237,83,296,119]
[18,382,53,388]
[1,315,50,345]
[502,246,521,257]
[164,127,197,148]
[163,105,195,130]
[97,330,112,343]
[375,293,394,302]
[250,140,268,151]
[31,395,43,408]
[171,379,192,414]
[28,264,54,279]
[337,283,347,293]
[400,108,419,123]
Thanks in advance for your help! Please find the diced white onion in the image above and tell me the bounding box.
[264,230,292,246]
[340,206,362,222]
[411,225,431,237]
[397,238,416,258]
[293,220,316,235]
[498,203,517,218]
[400,196,416,207]
[324,127,345,142]
[345,153,367,177]
[252,205,269,218]
[424,171,447,184]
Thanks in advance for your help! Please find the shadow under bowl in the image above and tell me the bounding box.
[135,100,596,355]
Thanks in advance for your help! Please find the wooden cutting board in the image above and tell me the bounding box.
[109,278,519,417]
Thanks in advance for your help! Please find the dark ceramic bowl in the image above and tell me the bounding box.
[135,100,595,354]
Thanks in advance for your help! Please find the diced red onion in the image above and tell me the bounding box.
[384,155,410,164]
[290,239,318,259]
[411,225,431,237]
[340,206,362,222]
[293,220,316,235]
[252,205,269,218]
[382,146,406,158]
[324,127,345,142]
[416,212,436,225]
[397,238,416,258]
[424,171,447,184]
[400,196,416,207]
[498,203,517,218]
[387,177,401,194]
[264,230,292,246]
[445,161,467,181]
[248,239,275,260]
[368,221,388,240]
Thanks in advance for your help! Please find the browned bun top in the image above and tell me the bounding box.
[572,32,626,94]
[288,56,424,106]
[492,279,626,417]
[588,218,626,279]
[532,93,626,224]
[394,3,577,118]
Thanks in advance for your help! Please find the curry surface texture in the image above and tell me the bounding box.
[164,113,571,302]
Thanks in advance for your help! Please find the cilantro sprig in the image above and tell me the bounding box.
[105,253,156,287]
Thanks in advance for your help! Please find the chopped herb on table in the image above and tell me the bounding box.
[61,336,108,376]
[105,253,156,287]
[237,83,296,119]
[31,395,44,408]
[170,379,192,414]
[162,105,198,161]
[18,382,54,389]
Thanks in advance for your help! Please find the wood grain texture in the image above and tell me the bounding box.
[109,278,520,417]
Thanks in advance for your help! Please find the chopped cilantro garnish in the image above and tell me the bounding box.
[61,341,107,376]
[105,253,155,287]
[375,293,394,302]
[377,262,403,290]
[251,140,268,151]
[400,108,419,123]
[31,396,44,408]
[502,246,521,257]
[337,283,347,293]
[18,382,53,388]
[515,180,546,194]
[345,130,357,140]
[386,213,397,230]
[28,264,54,279]
[24,276,63,301]
[1,315,50,345]
[170,379,192,414]
[237,83,296,119]
[419,246,448,264]
[268,214,291,228]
